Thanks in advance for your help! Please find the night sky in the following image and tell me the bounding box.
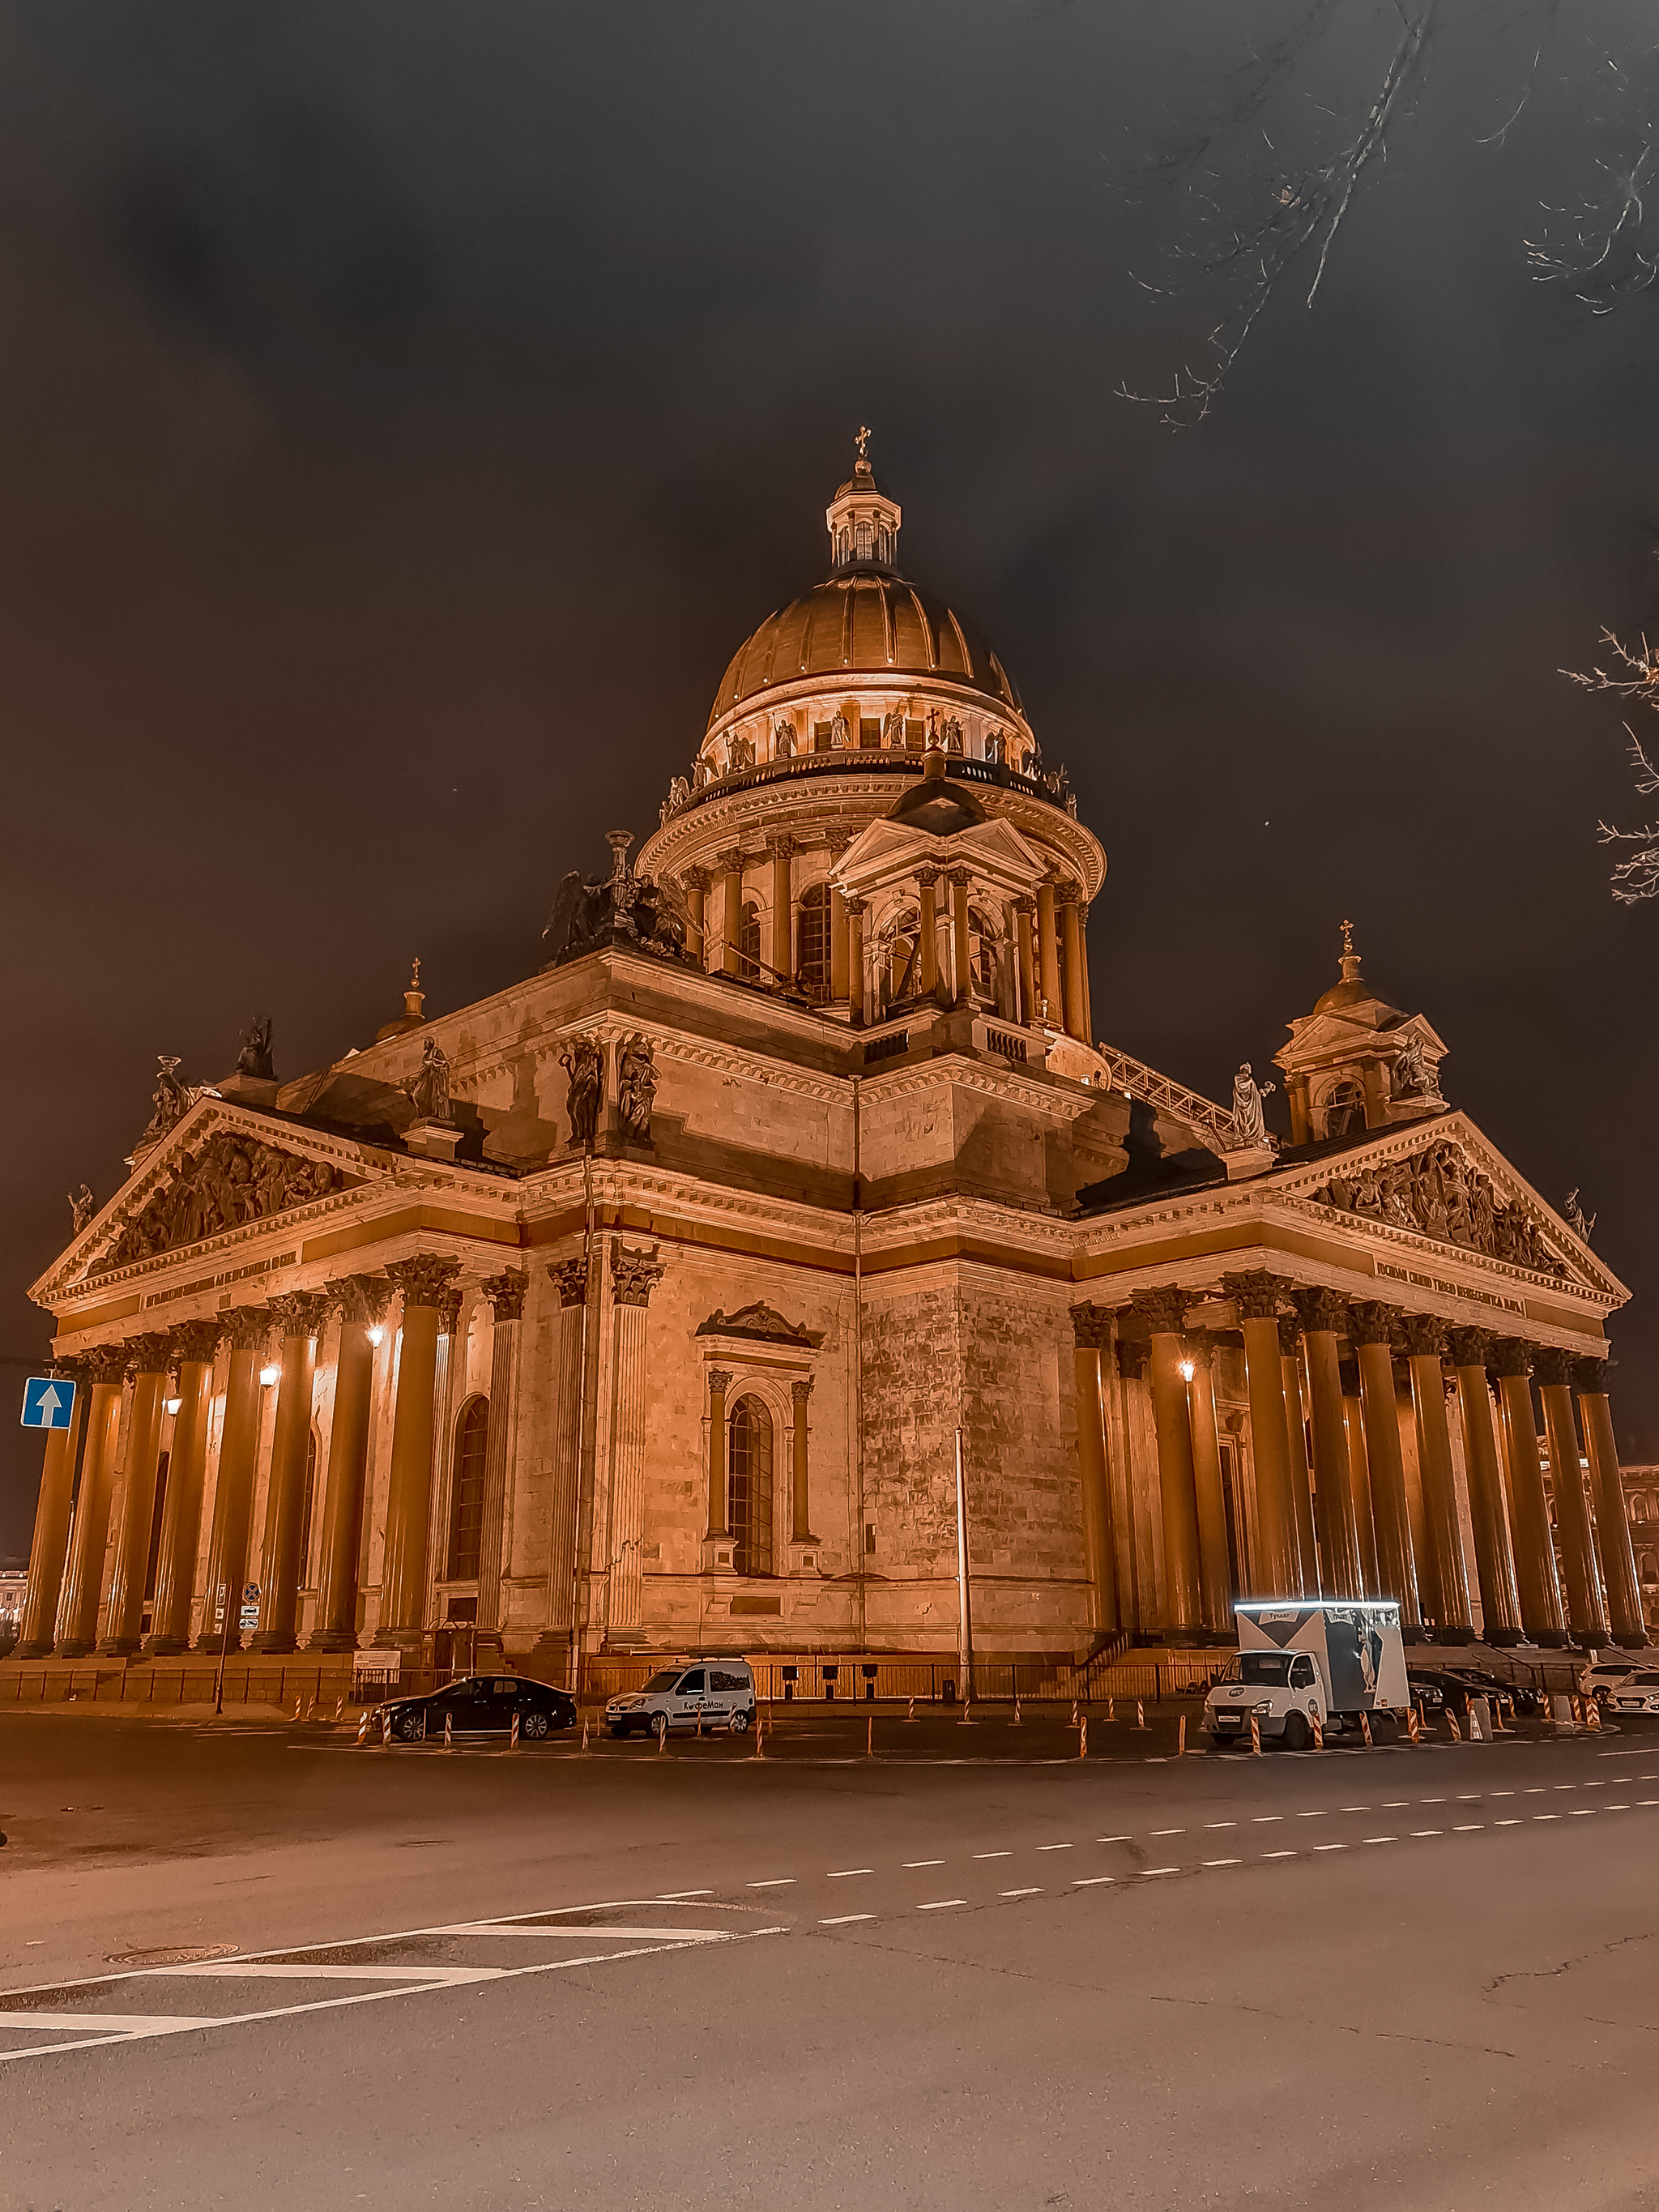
[5,2,1657,1559]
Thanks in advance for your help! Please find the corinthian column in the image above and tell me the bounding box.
[535,1256,591,1668]
[846,899,867,1028]
[144,1321,224,1655]
[193,1310,269,1652]
[683,866,709,970]
[917,868,940,998]
[1534,1347,1607,1643]
[308,1277,388,1652]
[472,1270,529,1661]
[1278,1317,1319,1586]
[1223,1273,1303,1595]
[55,1354,126,1657]
[251,1293,328,1654]
[1059,890,1086,1042]
[947,868,972,1008]
[1295,1288,1363,1599]
[768,835,794,987]
[1035,878,1060,1023]
[97,1336,170,1655]
[1131,1289,1204,1642]
[1487,1339,1566,1646]
[1447,1328,1523,1645]
[1183,1334,1235,1632]
[1574,1357,1648,1647]
[719,849,744,979]
[603,1240,664,1642]
[1399,1317,1473,1641]
[15,1363,87,1659]
[1350,1304,1420,1629]
[1071,1305,1118,1634]
[378,1255,461,1650]
[1013,899,1037,1028]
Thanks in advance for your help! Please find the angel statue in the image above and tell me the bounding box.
[1565,1189,1597,1242]
[773,718,795,759]
[69,1184,96,1236]
[137,1054,194,1147]
[1229,1062,1275,1149]
[235,1015,275,1081]
[1391,1033,1437,1100]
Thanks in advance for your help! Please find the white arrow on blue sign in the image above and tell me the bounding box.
[21,1376,76,1431]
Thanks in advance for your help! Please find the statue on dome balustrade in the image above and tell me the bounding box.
[773,718,795,758]
[881,707,906,749]
[728,732,756,772]
[829,709,851,749]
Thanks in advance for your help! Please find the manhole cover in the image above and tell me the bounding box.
[104,1942,241,1966]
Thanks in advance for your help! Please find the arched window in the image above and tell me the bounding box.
[1634,1496,1649,1523]
[970,908,1000,1002]
[297,1428,320,1584]
[798,884,833,1002]
[737,900,762,984]
[728,1395,774,1578]
[1321,1080,1364,1139]
[1641,1551,1657,1586]
[447,1396,490,1580]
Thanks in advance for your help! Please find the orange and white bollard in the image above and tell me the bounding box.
[356,1709,370,1745]
[1447,1709,1462,1742]
[292,1697,302,1723]
[1311,1711,1324,1752]
[1177,1714,1187,1757]
[444,1711,454,1753]
[1013,1694,1022,1727]
[1135,1699,1146,1732]
[1360,1710,1374,1749]
[1106,1697,1115,1724]
[867,1713,874,1758]
[1078,1715,1088,1758]
[656,1714,667,1753]
[510,1710,520,1752]
[1407,1704,1421,1743]
[381,1709,392,1747]
[580,1715,590,1753]
[753,1713,765,1759]
[1250,1713,1262,1756]
[1469,1703,1484,1742]
[906,1697,917,1724]
[1585,1696,1602,1733]
[1070,1701,1080,1727]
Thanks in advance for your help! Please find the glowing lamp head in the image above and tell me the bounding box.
[367,1325,386,1348]
[163,1396,182,1416]
[258,1363,281,1387]
[1179,1360,1195,1382]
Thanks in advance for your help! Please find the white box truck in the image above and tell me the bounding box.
[1204,1598,1410,1749]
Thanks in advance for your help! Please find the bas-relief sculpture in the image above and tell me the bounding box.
[1312,1138,1567,1275]
[100,1133,346,1272]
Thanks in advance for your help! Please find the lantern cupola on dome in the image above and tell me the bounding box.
[826,425,901,572]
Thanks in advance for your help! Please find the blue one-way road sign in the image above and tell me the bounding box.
[20,1377,76,1430]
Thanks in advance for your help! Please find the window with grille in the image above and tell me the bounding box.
[737,901,762,983]
[728,1395,774,1578]
[447,1396,490,1580]
[798,884,832,1001]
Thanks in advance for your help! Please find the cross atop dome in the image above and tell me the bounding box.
[826,426,902,573]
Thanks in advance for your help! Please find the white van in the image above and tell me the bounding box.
[605,1658,756,1738]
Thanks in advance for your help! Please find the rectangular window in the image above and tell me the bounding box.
[859,719,881,749]
[814,722,833,753]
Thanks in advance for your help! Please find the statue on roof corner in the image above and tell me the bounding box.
[1390,1033,1438,1100]
[70,1184,96,1236]
[235,1016,275,1081]
[1229,1062,1274,1149]
[136,1054,194,1147]
[404,1036,452,1125]
[1566,1189,1597,1242]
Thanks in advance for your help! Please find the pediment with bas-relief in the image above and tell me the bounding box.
[1277,1115,1619,1297]
[695,1300,823,1348]
[57,1105,373,1289]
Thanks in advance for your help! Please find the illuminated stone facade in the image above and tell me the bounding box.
[12,451,1650,1675]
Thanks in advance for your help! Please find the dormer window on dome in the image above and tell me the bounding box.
[827,426,901,573]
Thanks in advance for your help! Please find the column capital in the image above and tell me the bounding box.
[944,864,973,889]
[1129,1287,1189,1336]
[481,1269,530,1322]
[1054,879,1083,907]
[682,864,711,894]
[1396,1313,1448,1360]
[915,864,940,889]
[1446,1325,1495,1368]
[1013,895,1037,916]
[844,896,868,920]
[268,1290,331,1340]
[333,1274,391,1328]
[1277,1313,1304,1358]
[1183,1330,1218,1371]
[123,1332,171,1378]
[609,1237,664,1309]
[437,1286,463,1334]
[1115,1339,1149,1382]
[1572,1355,1610,1396]
[385,1253,462,1310]
[716,847,745,876]
[765,831,796,860]
[1221,1268,1291,1322]
[1486,1336,1535,1380]
[791,1377,813,1408]
[1069,1301,1114,1352]
[1348,1300,1400,1347]
[1531,1344,1574,1388]
[167,1319,223,1367]
[1292,1285,1347,1336]
[223,1307,272,1354]
[548,1255,589,1309]
[707,1366,732,1399]
[75,1343,129,1382]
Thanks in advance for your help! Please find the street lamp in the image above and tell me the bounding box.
[258,1363,280,1386]
[367,1326,385,1347]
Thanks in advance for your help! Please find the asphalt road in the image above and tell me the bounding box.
[2,1704,1657,2212]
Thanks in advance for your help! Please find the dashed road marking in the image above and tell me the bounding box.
[826,1869,873,1879]
[904,1860,945,1868]
[821,1915,874,1926]
[1001,1888,1042,1898]
[917,1899,967,1911]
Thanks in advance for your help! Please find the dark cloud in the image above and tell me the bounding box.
[5,0,1658,1550]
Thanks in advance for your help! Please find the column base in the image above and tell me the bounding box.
[527,1631,575,1680]
[305,1629,362,1654]
[194,1632,245,1655]
[96,1637,140,1658]
[1527,1629,1569,1648]
[377,1627,429,1655]
[702,1533,735,1574]
[1435,1625,1478,1646]
[1484,1629,1528,1648]
[13,1638,57,1661]
[56,1638,96,1659]
[141,1634,191,1658]
[249,1632,298,1656]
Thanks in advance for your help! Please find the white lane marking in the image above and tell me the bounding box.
[1313,1843,1346,1852]
[974,1851,1012,1860]
[1382,1801,1410,1808]
[160,1963,502,1984]
[0,2013,220,2035]
[1568,1809,1596,1817]
[1299,1810,1327,1818]
[1495,1819,1522,1826]
[1363,1837,1397,1845]
[1456,1793,1482,1801]
[1260,1851,1296,1860]
[1533,1813,1562,1821]
[1640,1800,1659,1808]
[1139,1868,1178,1878]
[424,1925,730,1943]
[1037,1843,1073,1852]
[1340,1806,1371,1813]
[1420,1798,1448,1804]
[826,1869,874,1879]
[1584,1781,1606,1789]
[1524,1787,1547,1795]
[1452,1826,1484,1834]
[1554,1785,1576,1792]
[917,1900,967,1911]
[1202,1858,1241,1868]
[656,1890,714,1898]
[1251,1816,1283,1824]
[903,1860,945,1868]
[1203,1821,1237,1830]
[1410,1830,1443,1838]
[1000,1888,1043,1898]
[1605,1804,1630,1811]
[1149,1830,1183,1838]
[1074,1876,1115,1886]
[748,1879,795,1889]
[1098,1834,1133,1843]
[1491,1791,1515,1798]
[820,1915,875,1926]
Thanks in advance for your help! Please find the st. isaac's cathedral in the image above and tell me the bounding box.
[14,442,1650,1680]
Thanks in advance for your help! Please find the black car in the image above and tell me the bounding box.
[1409,1668,1523,1720]
[380,1674,577,1743]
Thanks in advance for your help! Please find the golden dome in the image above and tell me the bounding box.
[706,573,1021,730]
